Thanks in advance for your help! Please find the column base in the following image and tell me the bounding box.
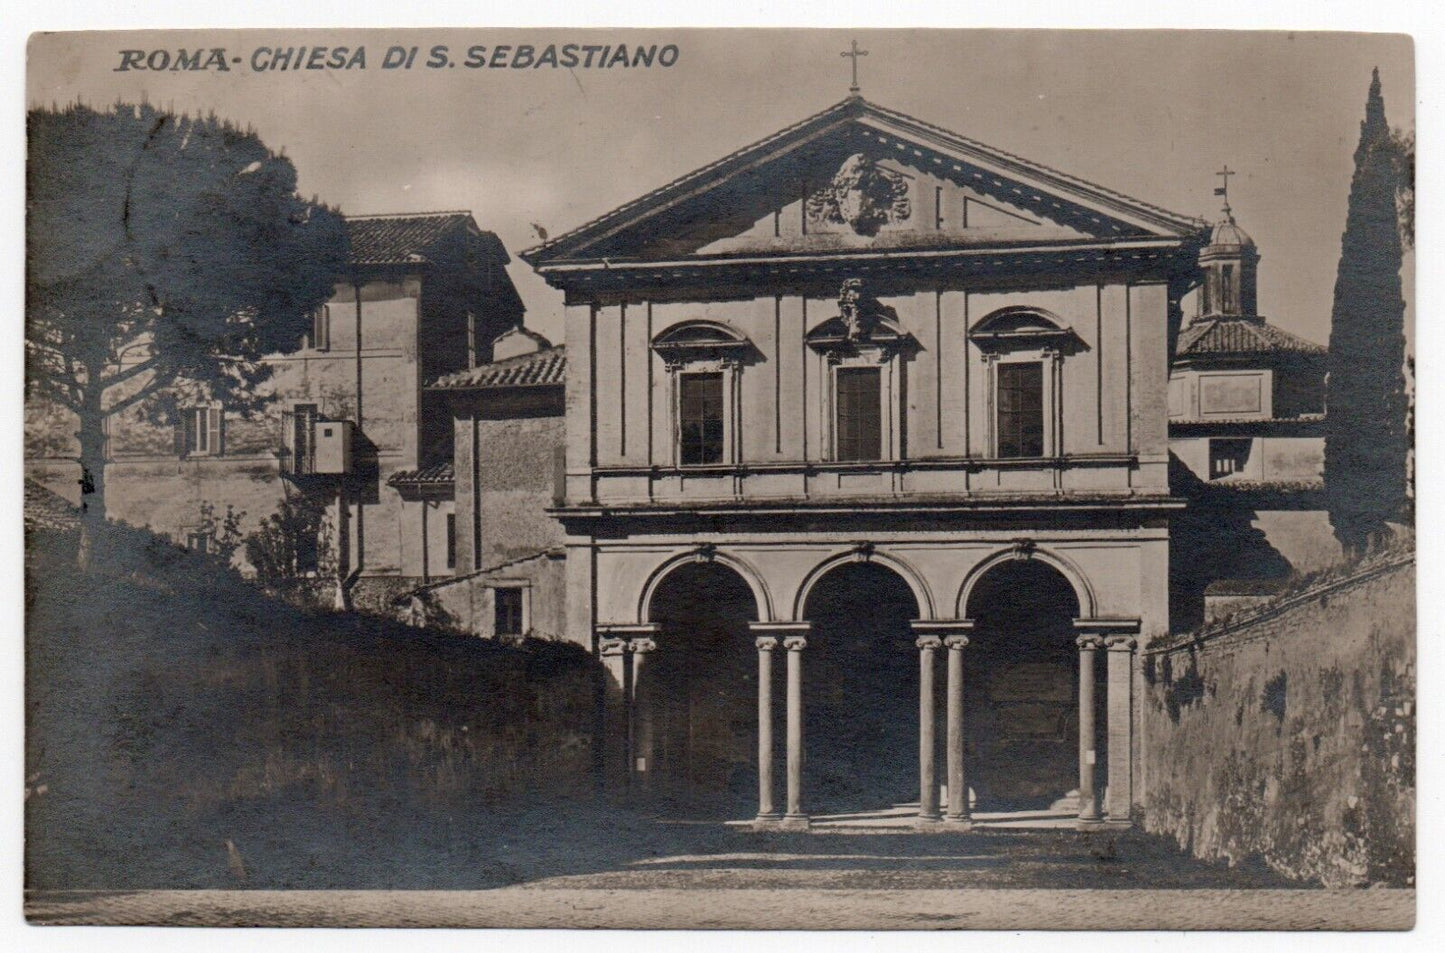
[1075,817,1105,830]
[941,815,973,831]
[914,813,943,829]
[1101,817,1134,830]
[751,813,783,831]
[779,814,811,832]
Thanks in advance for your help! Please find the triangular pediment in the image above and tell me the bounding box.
[523,97,1202,268]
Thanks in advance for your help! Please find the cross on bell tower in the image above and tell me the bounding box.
[1197,164,1259,321]
[842,40,869,96]
[1214,164,1236,221]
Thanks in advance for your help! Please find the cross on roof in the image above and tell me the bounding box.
[1214,165,1235,219]
[842,40,869,95]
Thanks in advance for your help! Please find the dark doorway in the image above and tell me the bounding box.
[645,561,759,818]
[802,561,921,814]
[965,559,1093,812]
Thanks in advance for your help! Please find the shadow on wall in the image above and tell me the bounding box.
[1168,454,1292,633]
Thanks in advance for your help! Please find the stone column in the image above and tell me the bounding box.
[754,635,780,823]
[944,634,971,826]
[1104,635,1137,827]
[629,637,658,785]
[1076,635,1104,826]
[599,636,631,791]
[782,634,809,829]
[916,635,942,823]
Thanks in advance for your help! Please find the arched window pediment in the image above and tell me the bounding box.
[651,320,754,368]
[970,306,1086,355]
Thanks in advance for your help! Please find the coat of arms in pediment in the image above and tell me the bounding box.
[805,153,911,237]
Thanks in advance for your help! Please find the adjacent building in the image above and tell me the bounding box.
[24,210,525,609]
[1165,208,1336,625]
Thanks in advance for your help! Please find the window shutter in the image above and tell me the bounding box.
[210,407,223,457]
[182,409,197,456]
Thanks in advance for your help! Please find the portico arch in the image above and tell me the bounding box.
[638,547,774,625]
[792,545,936,623]
[636,557,761,816]
[954,543,1097,621]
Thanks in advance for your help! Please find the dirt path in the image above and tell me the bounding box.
[25,886,1413,929]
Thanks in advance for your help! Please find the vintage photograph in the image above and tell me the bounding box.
[22,28,1415,929]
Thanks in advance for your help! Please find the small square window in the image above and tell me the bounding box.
[186,531,214,554]
[494,587,525,637]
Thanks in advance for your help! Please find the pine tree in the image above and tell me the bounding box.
[1324,69,1409,555]
[26,102,348,562]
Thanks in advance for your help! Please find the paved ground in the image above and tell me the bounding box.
[24,812,1414,929]
[25,886,1414,929]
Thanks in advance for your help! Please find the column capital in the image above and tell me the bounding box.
[755,635,779,652]
[944,634,970,650]
[1076,634,1106,651]
[783,635,808,652]
[915,635,943,651]
[630,636,658,654]
[599,637,630,658]
[1105,635,1138,652]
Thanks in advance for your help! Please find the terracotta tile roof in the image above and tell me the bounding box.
[24,478,79,531]
[430,346,567,390]
[386,461,455,487]
[1176,318,1327,358]
[345,211,504,266]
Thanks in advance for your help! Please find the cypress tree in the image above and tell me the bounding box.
[1324,69,1409,555]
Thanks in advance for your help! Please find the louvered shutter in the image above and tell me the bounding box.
[182,409,197,457]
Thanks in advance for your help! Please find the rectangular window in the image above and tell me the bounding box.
[1221,264,1236,312]
[679,372,725,465]
[445,513,457,569]
[835,367,882,461]
[494,587,524,637]
[312,305,330,351]
[466,311,477,368]
[1209,438,1253,480]
[183,407,222,457]
[290,403,318,475]
[997,362,1045,458]
[186,531,213,554]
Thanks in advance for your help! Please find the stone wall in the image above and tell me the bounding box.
[1141,549,1415,886]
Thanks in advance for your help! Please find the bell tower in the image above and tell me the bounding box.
[1197,166,1260,320]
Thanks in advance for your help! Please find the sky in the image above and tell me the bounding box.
[27,29,1414,347]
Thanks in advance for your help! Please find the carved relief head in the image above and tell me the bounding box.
[807,153,911,237]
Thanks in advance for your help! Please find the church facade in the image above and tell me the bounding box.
[522,95,1212,829]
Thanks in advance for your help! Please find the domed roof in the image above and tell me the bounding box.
[1208,217,1255,248]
